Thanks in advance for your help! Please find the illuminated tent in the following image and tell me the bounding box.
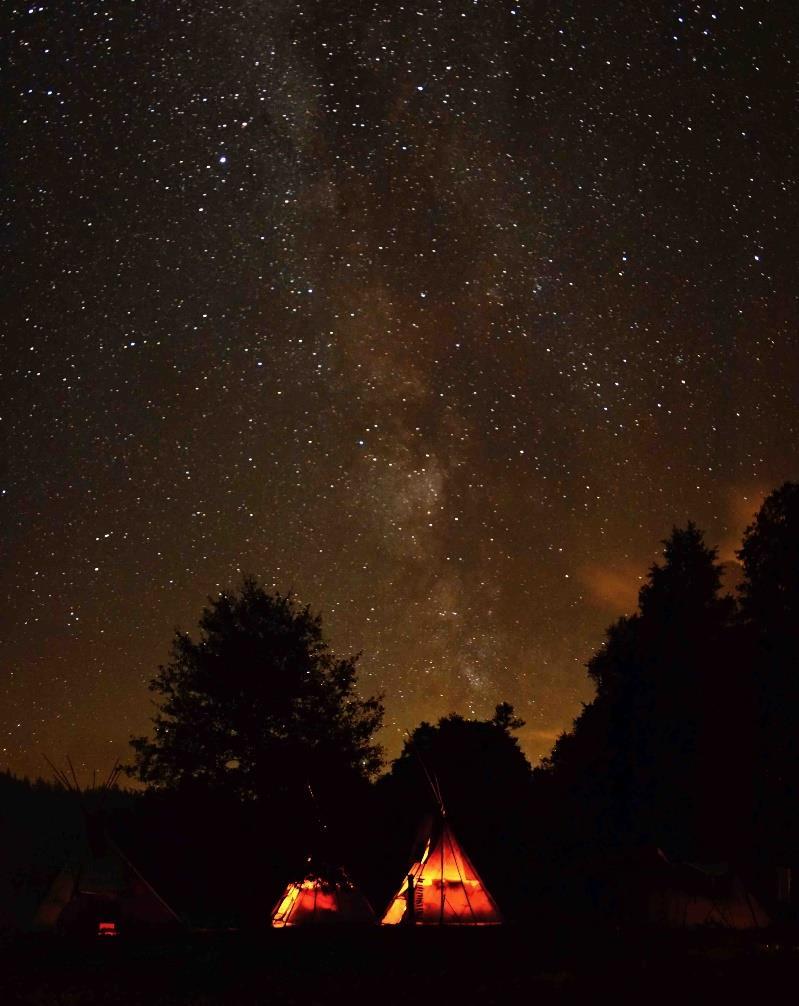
[382,814,503,926]
[33,761,181,936]
[271,864,376,927]
[270,781,376,928]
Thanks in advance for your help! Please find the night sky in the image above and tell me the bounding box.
[3,2,797,780]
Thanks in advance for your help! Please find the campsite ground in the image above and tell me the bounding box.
[0,927,796,1005]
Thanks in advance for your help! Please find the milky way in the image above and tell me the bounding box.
[3,2,798,778]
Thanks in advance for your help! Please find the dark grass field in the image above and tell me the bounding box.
[2,926,798,1006]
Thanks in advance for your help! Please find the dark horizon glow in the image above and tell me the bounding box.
[3,3,797,780]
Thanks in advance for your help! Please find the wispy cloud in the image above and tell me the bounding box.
[577,561,642,615]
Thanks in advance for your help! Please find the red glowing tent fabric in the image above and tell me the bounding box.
[271,868,376,927]
[382,817,502,925]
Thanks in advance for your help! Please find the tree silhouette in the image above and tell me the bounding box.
[738,483,799,633]
[738,482,799,857]
[129,578,384,801]
[127,579,385,915]
[542,524,741,858]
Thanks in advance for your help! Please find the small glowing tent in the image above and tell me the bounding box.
[271,864,376,927]
[270,783,376,928]
[33,760,181,936]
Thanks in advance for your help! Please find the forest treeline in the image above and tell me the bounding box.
[2,482,798,929]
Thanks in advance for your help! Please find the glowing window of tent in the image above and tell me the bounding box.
[97,921,118,937]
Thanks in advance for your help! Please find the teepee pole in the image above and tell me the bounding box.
[404,732,445,814]
[66,755,82,795]
[440,825,445,923]
[42,755,74,793]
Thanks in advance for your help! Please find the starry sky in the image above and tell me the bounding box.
[3,2,797,780]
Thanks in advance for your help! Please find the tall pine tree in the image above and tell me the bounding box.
[543,524,741,857]
[738,483,799,858]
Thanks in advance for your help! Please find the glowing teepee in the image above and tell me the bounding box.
[270,784,376,927]
[271,864,376,927]
[382,751,503,927]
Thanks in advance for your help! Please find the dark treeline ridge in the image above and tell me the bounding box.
[2,481,799,931]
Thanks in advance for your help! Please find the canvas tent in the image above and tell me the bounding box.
[34,834,182,935]
[33,760,181,936]
[642,848,769,930]
[607,845,768,929]
[382,813,503,925]
[271,863,376,927]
